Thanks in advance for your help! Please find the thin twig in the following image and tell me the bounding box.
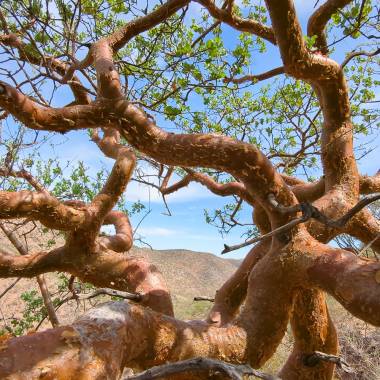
[85,288,142,301]
[193,296,215,302]
[358,232,380,257]
[0,277,21,299]
[223,193,380,254]
[304,351,354,373]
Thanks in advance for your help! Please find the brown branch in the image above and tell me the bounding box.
[82,288,142,302]
[359,172,380,194]
[268,192,380,228]
[341,47,380,68]
[208,241,269,325]
[224,66,284,85]
[307,244,380,326]
[346,208,380,254]
[0,31,91,104]
[223,193,380,253]
[307,0,353,55]
[0,81,104,132]
[126,357,280,380]
[0,190,86,230]
[196,0,276,44]
[282,172,380,201]
[0,167,45,192]
[115,100,300,228]
[186,169,255,204]
[280,289,338,379]
[62,0,191,85]
[108,0,191,52]
[266,0,358,192]
[87,128,136,248]
[160,173,192,195]
[0,247,66,278]
[99,210,133,252]
[0,81,297,224]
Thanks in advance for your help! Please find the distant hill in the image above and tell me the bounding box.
[0,228,379,378]
[128,246,240,318]
[0,222,240,324]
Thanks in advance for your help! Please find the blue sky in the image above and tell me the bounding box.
[2,1,379,259]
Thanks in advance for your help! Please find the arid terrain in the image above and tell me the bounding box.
[0,227,378,379]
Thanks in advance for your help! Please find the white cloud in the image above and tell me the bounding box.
[126,181,215,204]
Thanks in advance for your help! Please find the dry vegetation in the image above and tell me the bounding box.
[0,228,378,379]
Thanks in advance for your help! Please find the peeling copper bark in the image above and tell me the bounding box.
[0,1,378,380]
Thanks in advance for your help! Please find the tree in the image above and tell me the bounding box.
[0,0,379,379]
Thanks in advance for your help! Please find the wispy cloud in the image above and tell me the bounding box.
[138,227,177,237]
[126,181,215,204]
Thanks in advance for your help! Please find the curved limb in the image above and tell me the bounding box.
[0,245,297,378]
[346,208,380,254]
[264,0,358,195]
[0,247,67,278]
[281,171,380,202]
[0,223,59,327]
[360,172,380,194]
[280,289,338,380]
[0,81,299,222]
[307,0,353,55]
[67,128,136,250]
[305,243,380,326]
[62,0,192,83]
[159,167,255,204]
[0,244,173,316]
[207,241,270,326]
[66,248,174,316]
[99,210,133,252]
[196,0,275,44]
[0,81,104,132]
[0,190,86,230]
[63,199,133,253]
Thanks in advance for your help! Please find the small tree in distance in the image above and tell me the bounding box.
[0,0,379,379]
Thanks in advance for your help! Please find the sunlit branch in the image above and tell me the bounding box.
[223,66,284,84]
[0,190,86,230]
[308,0,353,55]
[196,0,276,44]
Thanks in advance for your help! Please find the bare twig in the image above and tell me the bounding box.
[304,351,354,373]
[0,277,21,299]
[193,296,215,302]
[224,66,285,84]
[358,232,380,256]
[85,288,142,301]
[223,193,380,253]
[341,47,380,68]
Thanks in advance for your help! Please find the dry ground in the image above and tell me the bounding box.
[0,226,378,379]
